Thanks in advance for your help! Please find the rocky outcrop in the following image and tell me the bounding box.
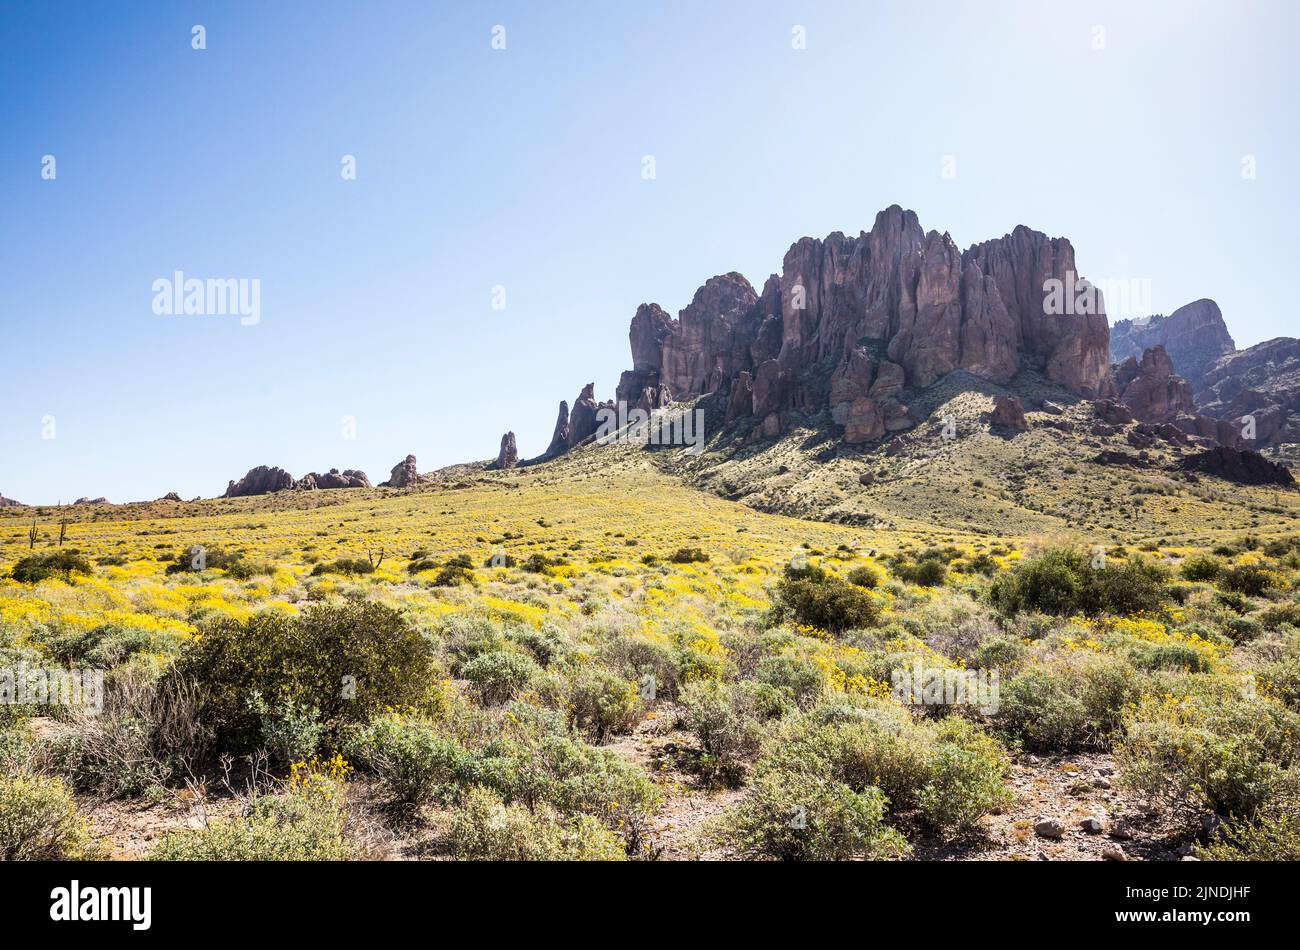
[987,395,1028,431]
[224,465,295,498]
[1113,346,1197,423]
[495,432,518,469]
[560,205,1113,455]
[0,494,22,507]
[567,383,612,449]
[74,497,109,505]
[1196,337,1300,446]
[1177,447,1295,487]
[382,455,421,488]
[296,469,371,490]
[545,402,571,456]
[1111,299,1236,389]
[159,492,182,502]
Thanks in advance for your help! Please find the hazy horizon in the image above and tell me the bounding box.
[4,0,1298,505]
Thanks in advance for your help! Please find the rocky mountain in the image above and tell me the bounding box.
[1110,299,1236,389]
[1196,336,1300,445]
[1109,298,1298,446]
[535,205,1115,456]
[0,493,23,507]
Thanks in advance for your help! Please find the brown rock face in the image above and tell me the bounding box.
[160,492,182,502]
[1177,447,1295,487]
[382,455,420,488]
[988,395,1028,431]
[843,398,885,443]
[725,371,754,424]
[660,273,760,398]
[223,465,295,498]
[963,224,1110,397]
[1111,299,1236,389]
[296,469,371,490]
[1114,346,1197,423]
[73,497,109,505]
[0,494,24,507]
[495,432,518,469]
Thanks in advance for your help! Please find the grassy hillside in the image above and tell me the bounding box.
[2,423,1299,861]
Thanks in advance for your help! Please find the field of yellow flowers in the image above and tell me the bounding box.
[2,459,1299,861]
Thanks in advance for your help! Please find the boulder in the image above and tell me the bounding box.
[382,455,421,488]
[987,394,1028,431]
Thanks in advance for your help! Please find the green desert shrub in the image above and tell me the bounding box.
[449,786,626,861]
[770,564,880,634]
[1258,601,1300,632]
[32,620,185,668]
[988,548,1168,617]
[755,654,829,708]
[308,557,374,577]
[1181,555,1224,582]
[757,703,1012,833]
[1117,681,1300,818]
[10,550,93,584]
[249,695,325,768]
[163,600,435,756]
[996,665,1093,751]
[846,565,881,589]
[345,714,468,806]
[463,650,541,705]
[466,704,659,850]
[718,767,909,861]
[681,679,789,785]
[892,558,948,587]
[993,652,1144,753]
[1197,794,1300,860]
[668,547,710,564]
[1220,564,1281,597]
[0,773,101,860]
[558,665,640,744]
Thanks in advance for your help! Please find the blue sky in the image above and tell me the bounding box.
[2,0,1296,504]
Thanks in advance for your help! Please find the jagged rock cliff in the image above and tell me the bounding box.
[1111,299,1236,389]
